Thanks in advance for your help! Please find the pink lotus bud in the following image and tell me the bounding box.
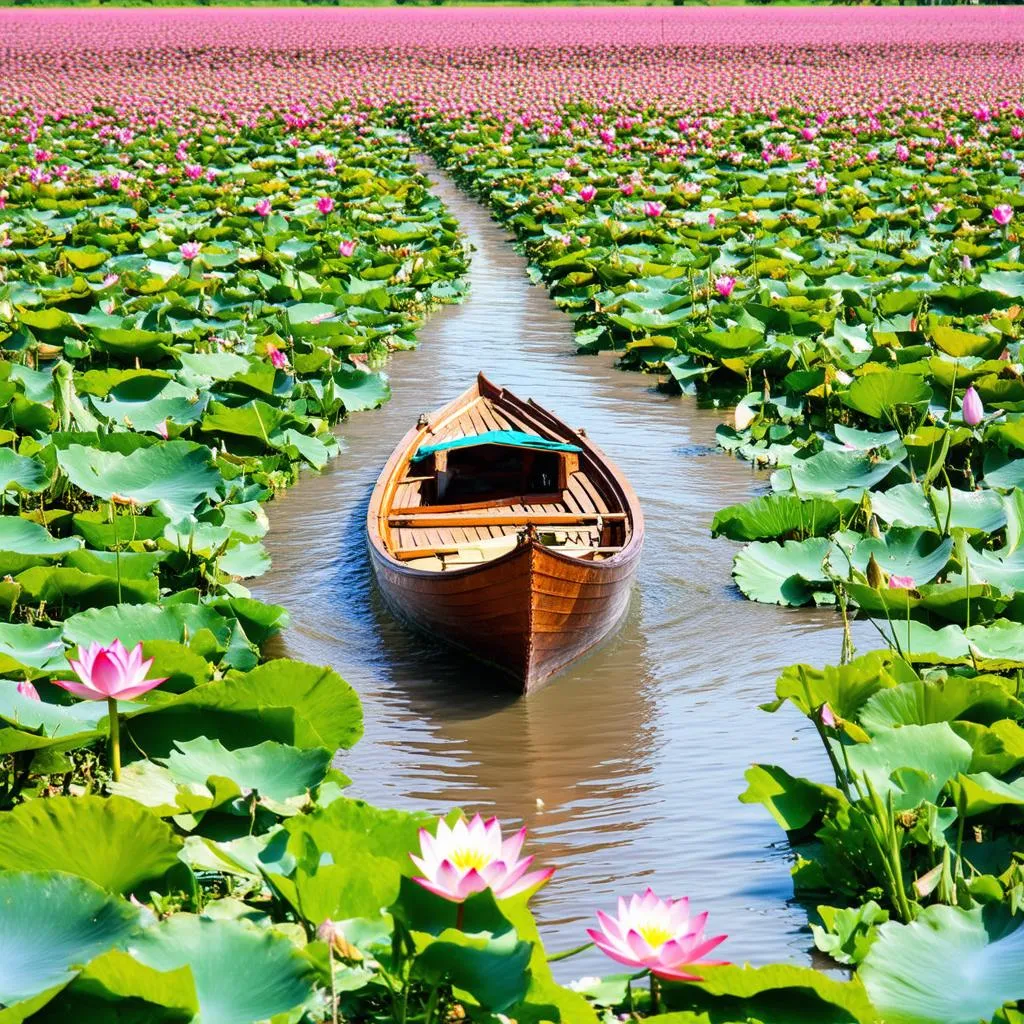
[17,680,40,701]
[338,239,356,258]
[254,198,272,217]
[888,575,916,590]
[102,273,119,289]
[707,212,717,227]
[820,703,837,728]
[155,420,169,440]
[962,254,972,270]
[578,184,597,203]
[266,343,288,370]
[619,182,634,197]
[316,196,335,214]
[644,201,665,218]
[962,386,984,426]
[715,275,736,299]
[992,204,1014,227]
[895,144,910,162]
[814,177,828,196]
[802,127,817,142]
[179,241,201,261]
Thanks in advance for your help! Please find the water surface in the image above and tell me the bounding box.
[255,159,875,976]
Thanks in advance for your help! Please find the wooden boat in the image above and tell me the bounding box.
[367,373,644,693]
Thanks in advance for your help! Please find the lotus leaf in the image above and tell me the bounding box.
[775,448,903,497]
[161,736,331,813]
[57,441,221,518]
[0,450,48,494]
[712,495,854,542]
[0,796,183,896]
[33,951,198,1024]
[861,904,1024,1024]
[0,870,141,1008]
[838,722,972,809]
[126,915,314,1024]
[732,537,834,605]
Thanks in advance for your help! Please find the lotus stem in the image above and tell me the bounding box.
[423,984,440,1024]
[546,940,595,963]
[813,714,851,801]
[455,903,464,931]
[327,945,339,1024]
[110,504,122,604]
[107,697,121,782]
[650,973,661,1015]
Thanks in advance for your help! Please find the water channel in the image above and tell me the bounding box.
[254,158,876,977]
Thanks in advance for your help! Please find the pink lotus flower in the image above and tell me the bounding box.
[888,575,916,590]
[155,419,169,440]
[962,385,984,426]
[715,275,736,298]
[338,239,357,257]
[587,889,728,982]
[620,181,634,197]
[410,814,554,903]
[316,196,335,214]
[707,212,717,227]
[101,273,119,289]
[16,680,40,701]
[54,640,167,702]
[992,204,1013,227]
[820,702,837,728]
[266,343,288,370]
[578,184,597,203]
[814,177,828,195]
[644,200,665,218]
[254,198,272,217]
[179,241,201,261]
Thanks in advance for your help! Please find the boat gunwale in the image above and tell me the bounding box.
[366,373,645,580]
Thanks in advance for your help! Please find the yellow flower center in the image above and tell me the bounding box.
[449,847,491,872]
[638,924,673,949]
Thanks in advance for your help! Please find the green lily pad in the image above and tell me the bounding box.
[0,870,140,1007]
[162,736,330,812]
[0,450,48,494]
[861,904,1024,1024]
[127,915,314,1024]
[732,537,834,605]
[0,796,184,896]
[57,441,221,518]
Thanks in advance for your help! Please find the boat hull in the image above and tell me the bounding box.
[367,374,644,694]
[369,536,639,693]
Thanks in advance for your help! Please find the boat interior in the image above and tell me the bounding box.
[385,395,631,572]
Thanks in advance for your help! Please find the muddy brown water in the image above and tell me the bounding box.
[254,159,876,977]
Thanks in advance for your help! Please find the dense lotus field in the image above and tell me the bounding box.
[2,7,1024,1024]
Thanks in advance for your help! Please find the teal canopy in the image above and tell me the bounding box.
[412,429,582,463]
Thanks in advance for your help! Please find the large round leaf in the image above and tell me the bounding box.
[0,450,48,494]
[843,369,932,420]
[732,537,834,606]
[56,441,221,518]
[162,737,331,813]
[0,870,140,1005]
[220,659,363,752]
[0,517,82,575]
[838,527,953,586]
[861,904,1024,1024]
[127,915,313,1024]
[776,449,902,497]
[711,494,854,542]
[0,796,183,896]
